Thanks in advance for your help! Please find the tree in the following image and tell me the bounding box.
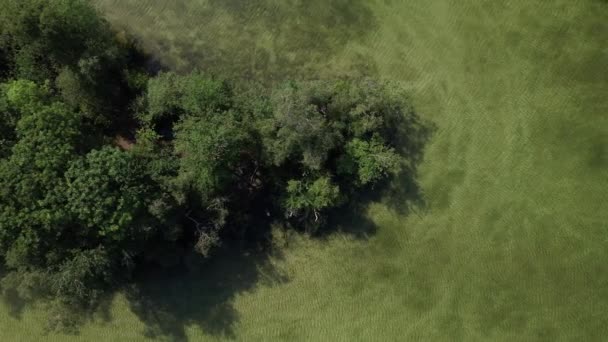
[284,176,340,230]
[0,80,179,329]
[0,0,116,80]
[0,3,426,326]
[256,79,413,229]
[176,109,269,248]
[0,46,10,80]
[0,81,82,286]
[260,81,342,170]
[141,71,233,134]
[65,147,156,241]
[0,0,149,130]
[0,83,21,157]
[338,137,401,186]
[174,112,253,198]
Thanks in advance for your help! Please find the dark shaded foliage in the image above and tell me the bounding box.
[126,245,288,340]
[0,0,151,132]
[0,0,432,333]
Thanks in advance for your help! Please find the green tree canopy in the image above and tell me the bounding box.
[254,79,415,229]
[0,0,115,81]
[0,1,427,329]
[141,71,233,131]
[0,81,82,273]
[66,147,154,240]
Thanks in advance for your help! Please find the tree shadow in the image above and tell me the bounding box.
[0,264,36,320]
[49,294,116,335]
[118,107,434,342]
[0,287,27,319]
[0,245,284,340]
[323,202,379,239]
[104,0,379,83]
[0,270,115,334]
[320,108,436,239]
[384,109,437,216]
[124,244,288,341]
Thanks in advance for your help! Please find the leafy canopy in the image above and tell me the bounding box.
[0,0,427,331]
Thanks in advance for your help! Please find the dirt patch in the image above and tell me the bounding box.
[115,135,135,150]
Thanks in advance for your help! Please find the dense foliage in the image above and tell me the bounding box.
[0,0,423,329]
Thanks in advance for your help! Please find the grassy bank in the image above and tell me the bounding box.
[2,0,606,340]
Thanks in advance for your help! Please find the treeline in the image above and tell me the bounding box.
[0,0,423,329]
